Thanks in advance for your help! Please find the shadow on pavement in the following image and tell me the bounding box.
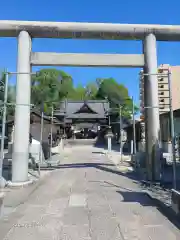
[94,139,131,155]
[116,188,180,230]
[150,197,180,230]
[34,162,138,181]
[116,190,155,206]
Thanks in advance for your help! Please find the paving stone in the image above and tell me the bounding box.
[60,224,90,240]
[23,205,47,216]
[87,193,107,208]
[90,216,121,240]
[17,213,43,225]
[139,206,168,226]
[28,194,52,205]
[62,207,89,225]
[118,222,147,240]
[104,190,124,203]
[46,198,69,214]
[40,214,63,230]
[4,225,61,240]
[110,202,142,222]
[70,185,87,194]
[144,225,177,240]
[69,194,87,207]
[54,188,70,198]
[0,207,15,218]
[89,206,111,217]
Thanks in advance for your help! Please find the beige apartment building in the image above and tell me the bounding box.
[139,64,180,116]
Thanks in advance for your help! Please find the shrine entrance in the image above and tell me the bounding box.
[54,100,109,139]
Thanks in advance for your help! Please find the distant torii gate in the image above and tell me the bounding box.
[0,20,178,183]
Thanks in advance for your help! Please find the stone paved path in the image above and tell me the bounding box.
[1,146,180,240]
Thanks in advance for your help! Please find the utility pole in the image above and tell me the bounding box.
[0,72,8,187]
[168,69,176,189]
[119,105,123,162]
[39,103,44,176]
[132,96,137,168]
[132,96,136,155]
[50,105,54,162]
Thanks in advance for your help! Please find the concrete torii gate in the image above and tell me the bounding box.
[0,20,179,183]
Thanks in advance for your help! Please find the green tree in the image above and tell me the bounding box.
[85,82,98,99]
[68,84,87,100]
[96,78,138,118]
[0,70,16,119]
[68,82,98,100]
[31,69,74,113]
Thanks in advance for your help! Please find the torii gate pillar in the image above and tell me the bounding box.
[143,33,161,181]
[12,31,31,183]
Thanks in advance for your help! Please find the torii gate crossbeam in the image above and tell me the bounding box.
[1,20,180,40]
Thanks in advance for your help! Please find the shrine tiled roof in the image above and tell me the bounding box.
[54,100,109,119]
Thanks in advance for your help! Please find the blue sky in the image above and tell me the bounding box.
[1,0,180,106]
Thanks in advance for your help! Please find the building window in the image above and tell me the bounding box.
[160,85,164,88]
[160,99,165,102]
[159,78,164,81]
[160,92,164,95]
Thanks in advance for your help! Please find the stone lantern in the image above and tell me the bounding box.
[105,127,114,152]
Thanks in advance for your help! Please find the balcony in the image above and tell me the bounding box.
[139,87,144,93]
[158,77,168,84]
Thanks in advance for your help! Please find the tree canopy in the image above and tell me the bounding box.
[95,77,138,118]
[31,68,138,117]
[0,68,138,119]
[0,70,16,120]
